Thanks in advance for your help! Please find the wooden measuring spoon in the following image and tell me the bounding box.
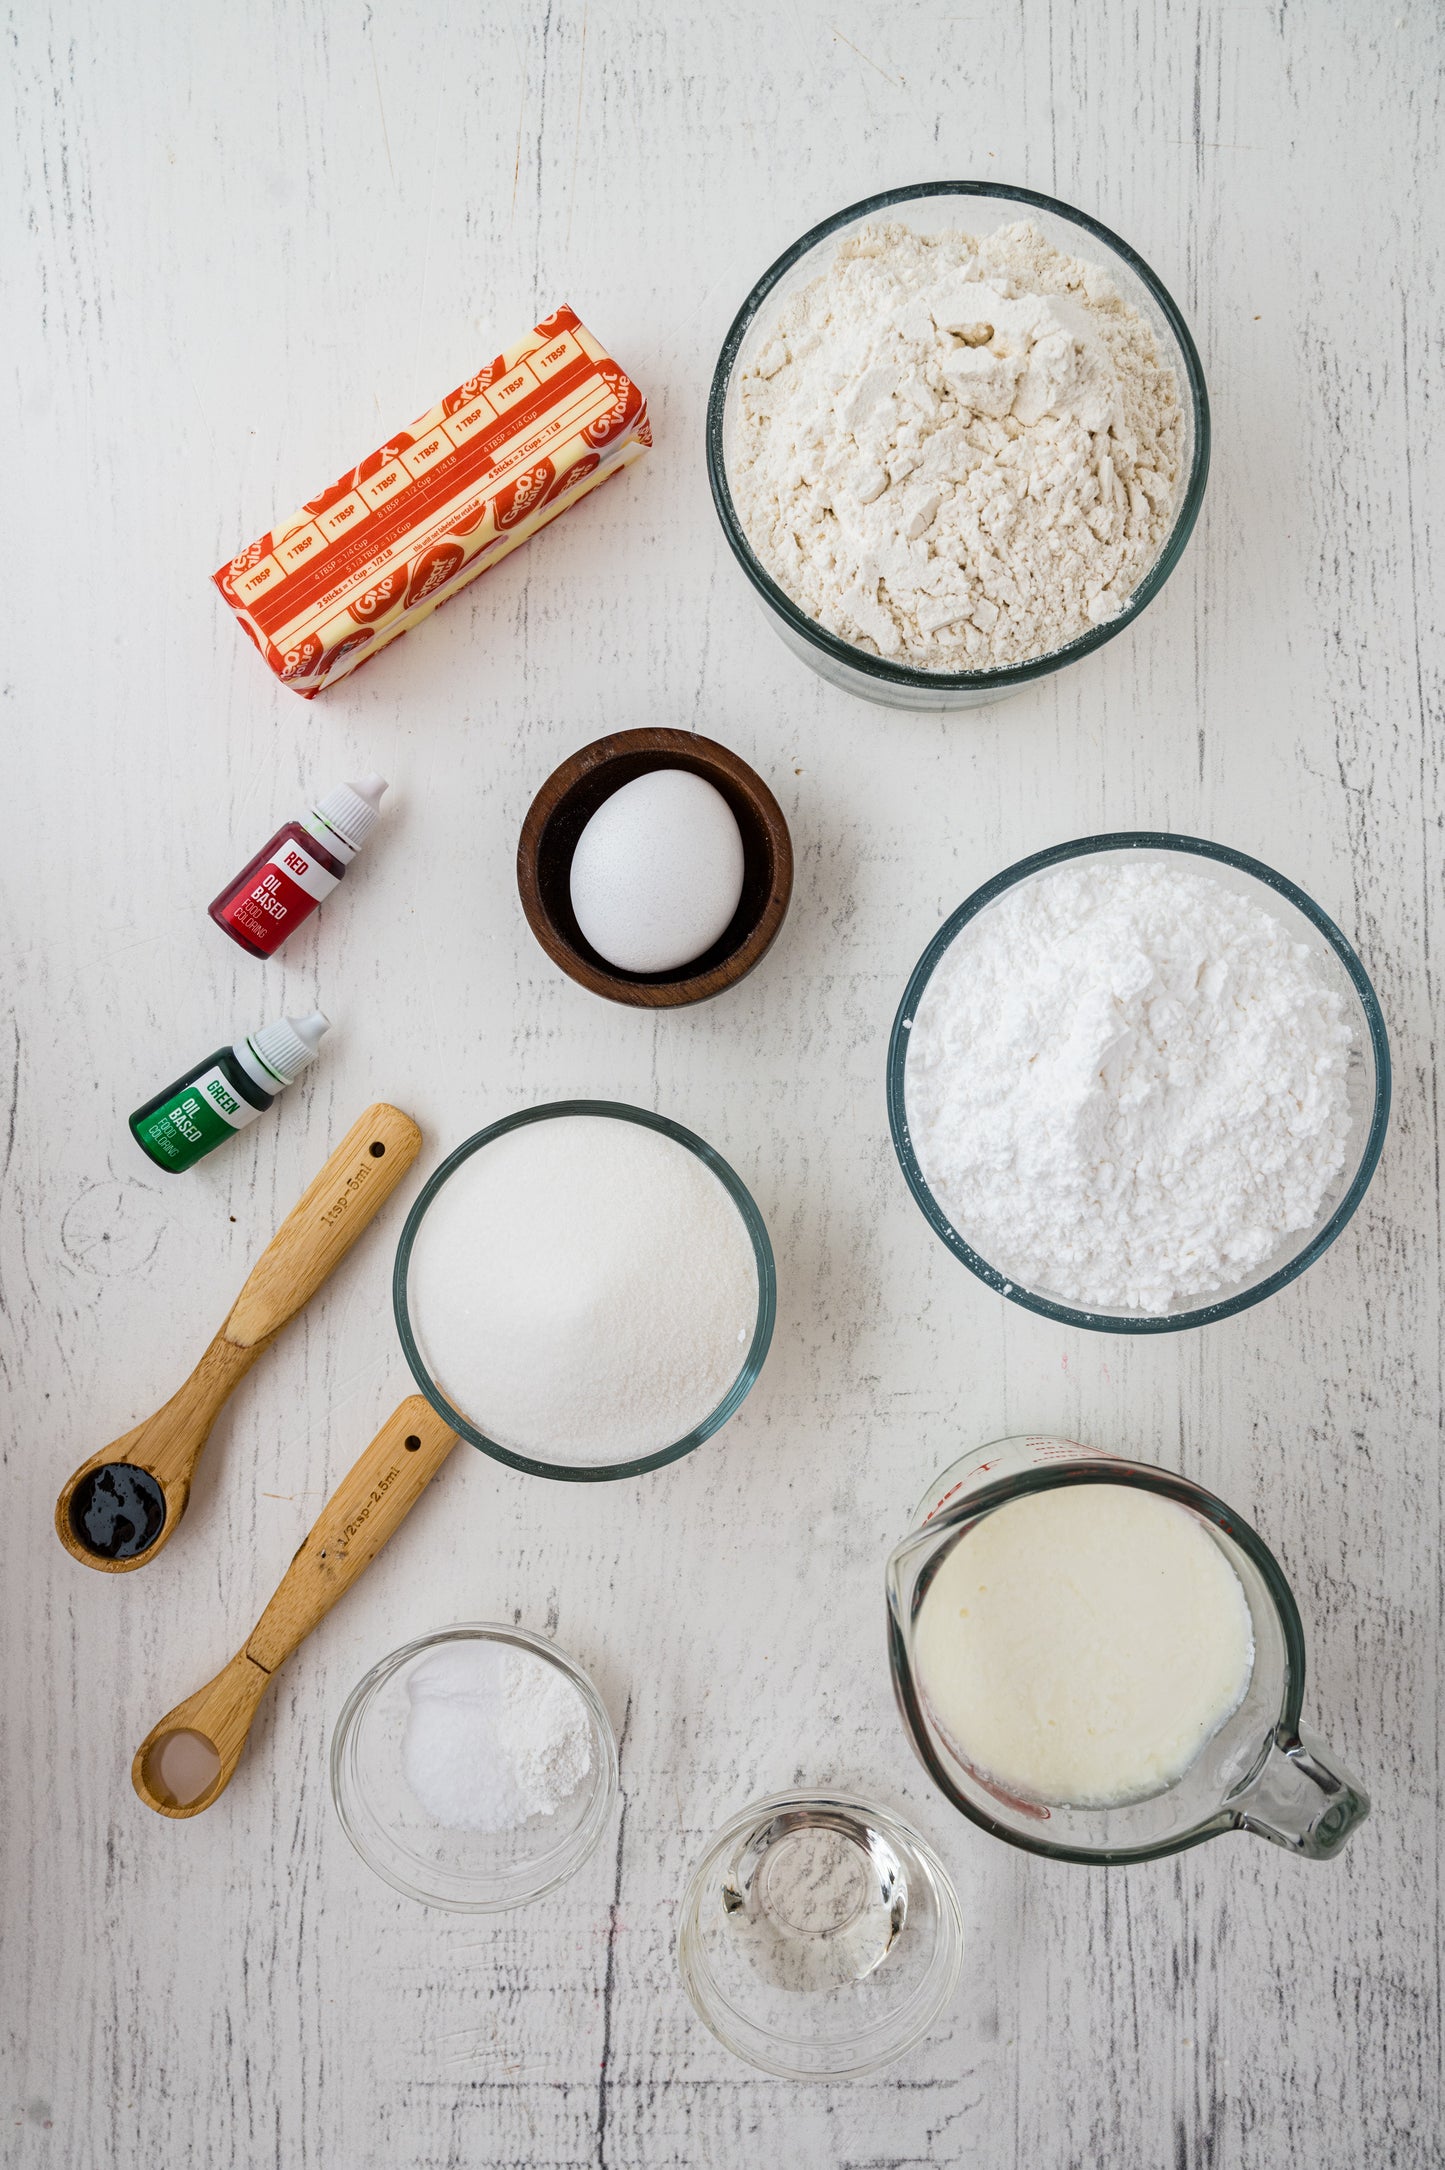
[55,1103,422,1574]
[133,1395,459,1818]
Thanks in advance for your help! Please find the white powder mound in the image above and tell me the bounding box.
[730,220,1183,669]
[405,1114,759,1464]
[903,858,1355,1312]
[402,1642,592,1833]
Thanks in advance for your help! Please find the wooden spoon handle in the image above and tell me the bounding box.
[221,1103,422,1350]
[120,1333,268,1491]
[132,1396,459,1818]
[245,1396,458,1675]
[54,1103,423,1575]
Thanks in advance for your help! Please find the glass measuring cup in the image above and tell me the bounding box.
[886,1438,1369,1864]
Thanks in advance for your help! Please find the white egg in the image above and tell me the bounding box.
[569,767,747,975]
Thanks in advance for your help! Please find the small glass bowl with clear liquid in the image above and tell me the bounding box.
[676,1790,963,2078]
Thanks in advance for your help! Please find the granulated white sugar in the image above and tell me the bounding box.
[405,1114,759,1465]
[730,220,1183,669]
[903,858,1354,1312]
[402,1641,592,1832]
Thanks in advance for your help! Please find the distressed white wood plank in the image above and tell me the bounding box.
[2,2,1442,2165]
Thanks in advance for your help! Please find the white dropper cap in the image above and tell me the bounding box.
[234,1011,331,1095]
[306,774,388,860]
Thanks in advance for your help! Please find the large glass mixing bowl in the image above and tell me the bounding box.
[394,1100,777,1480]
[887,834,1390,1331]
[707,181,1209,711]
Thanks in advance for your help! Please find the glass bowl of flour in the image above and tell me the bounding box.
[887,834,1390,1329]
[708,181,1208,710]
[395,1101,776,1479]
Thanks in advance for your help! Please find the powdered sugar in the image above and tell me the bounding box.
[903,858,1355,1312]
[730,220,1184,669]
[402,1641,593,1833]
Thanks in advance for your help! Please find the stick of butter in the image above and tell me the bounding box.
[213,307,651,697]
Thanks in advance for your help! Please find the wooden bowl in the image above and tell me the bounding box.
[517,729,793,1007]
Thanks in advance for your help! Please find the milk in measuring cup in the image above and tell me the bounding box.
[914,1484,1255,1808]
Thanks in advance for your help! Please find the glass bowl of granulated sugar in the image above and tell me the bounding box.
[394,1100,775,1481]
[708,182,1209,711]
[887,834,1391,1331]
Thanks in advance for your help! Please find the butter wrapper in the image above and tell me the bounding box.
[214,307,651,697]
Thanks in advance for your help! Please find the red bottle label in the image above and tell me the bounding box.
[216,838,341,954]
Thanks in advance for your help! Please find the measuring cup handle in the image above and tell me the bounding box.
[1231,1727,1370,1859]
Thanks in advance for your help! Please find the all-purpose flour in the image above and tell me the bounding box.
[731,221,1183,669]
[904,859,1355,1312]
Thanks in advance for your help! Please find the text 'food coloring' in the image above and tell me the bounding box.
[209,776,387,958]
[130,1013,330,1173]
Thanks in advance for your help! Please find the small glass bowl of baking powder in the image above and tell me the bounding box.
[886,833,1391,1331]
[330,1624,619,1910]
[707,181,1209,711]
[677,1789,964,2078]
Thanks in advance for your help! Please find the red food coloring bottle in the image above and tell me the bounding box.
[209,775,388,959]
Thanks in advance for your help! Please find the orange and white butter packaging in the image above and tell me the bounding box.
[213,307,651,697]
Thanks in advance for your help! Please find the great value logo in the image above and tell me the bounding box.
[352,564,410,622]
[582,365,643,448]
[267,631,326,683]
[406,542,466,607]
[494,461,554,530]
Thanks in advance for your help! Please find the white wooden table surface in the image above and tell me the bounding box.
[5,4,1442,2164]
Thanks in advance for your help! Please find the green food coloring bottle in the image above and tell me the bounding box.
[129,1012,330,1174]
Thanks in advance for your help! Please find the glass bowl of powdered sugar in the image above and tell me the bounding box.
[330,1624,619,1910]
[708,181,1209,710]
[887,833,1390,1330]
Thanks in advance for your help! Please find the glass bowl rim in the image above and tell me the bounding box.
[705,178,1211,693]
[675,1786,964,2078]
[885,830,1392,1333]
[328,1620,620,1911]
[885,1451,1307,1865]
[393,1098,777,1479]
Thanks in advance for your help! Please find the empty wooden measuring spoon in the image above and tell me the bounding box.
[56,1102,422,1574]
[133,1395,459,1818]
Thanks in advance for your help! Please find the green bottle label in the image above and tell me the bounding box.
[134,1064,262,1172]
